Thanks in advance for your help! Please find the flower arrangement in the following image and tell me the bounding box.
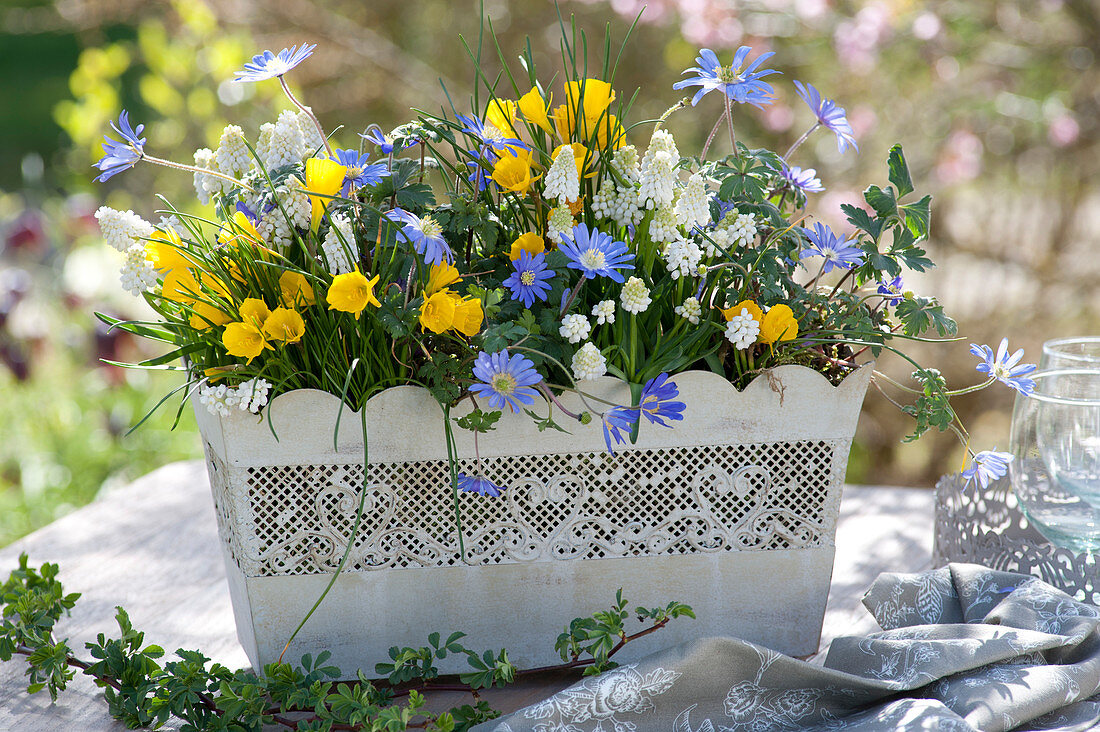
[92,20,1030,496]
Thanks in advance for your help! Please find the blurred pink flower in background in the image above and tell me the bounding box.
[1048,113,1080,147]
[833,3,894,73]
[935,129,984,185]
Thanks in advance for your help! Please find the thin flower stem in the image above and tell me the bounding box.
[142,154,255,192]
[700,113,725,161]
[784,122,820,161]
[559,273,588,317]
[724,94,738,159]
[279,76,334,158]
[537,383,582,420]
[828,267,858,299]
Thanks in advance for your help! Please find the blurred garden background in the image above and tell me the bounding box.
[1,0,1098,546]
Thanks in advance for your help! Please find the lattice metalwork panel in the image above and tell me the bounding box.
[935,474,1100,605]
[209,440,841,577]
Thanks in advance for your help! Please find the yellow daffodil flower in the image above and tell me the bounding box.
[426,262,462,297]
[217,210,266,249]
[145,229,190,275]
[721,300,763,324]
[279,271,316,308]
[759,304,799,344]
[189,299,233,331]
[262,307,306,345]
[162,268,201,304]
[326,269,381,319]
[564,79,616,120]
[305,157,347,230]
[419,290,457,334]
[509,232,546,261]
[452,296,484,337]
[518,86,553,134]
[222,321,270,363]
[238,298,271,328]
[491,150,540,194]
[486,98,520,137]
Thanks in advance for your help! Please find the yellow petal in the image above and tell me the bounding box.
[279,271,316,308]
[518,87,553,134]
[305,157,347,230]
[452,297,484,337]
[419,290,457,334]
[426,262,462,297]
[509,232,546,262]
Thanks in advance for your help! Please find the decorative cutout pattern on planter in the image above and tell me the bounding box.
[210,438,841,577]
[934,474,1100,605]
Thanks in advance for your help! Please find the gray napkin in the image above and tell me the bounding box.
[474,564,1100,732]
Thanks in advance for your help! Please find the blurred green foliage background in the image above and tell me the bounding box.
[2,0,1098,546]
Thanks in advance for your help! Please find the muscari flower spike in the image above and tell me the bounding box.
[781,163,824,194]
[673,47,780,108]
[233,43,316,83]
[469,349,542,414]
[962,449,1014,490]
[456,473,507,497]
[329,148,389,196]
[503,251,555,308]
[93,110,145,182]
[558,224,635,283]
[970,338,1037,395]
[800,222,864,274]
[793,80,859,154]
[385,208,454,266]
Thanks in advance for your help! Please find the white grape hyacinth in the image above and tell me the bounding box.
[571,342,607,381]
[663,239,702,280]
[95,206,154,252]
[198,384,232,417]
[322,213,356,274]
[546,205,575,245]
[543,146,580,206]
[704,228,732,258]
[675,172,710,229]
[620,276,652,314]
[118,244,158,296]
[637,150,676,210]
[260,110,306,171]
[192,148,224,205]
[648,204,681,244]
[235,378,272,414]
[591,299,616,325]
[559,314,592,344]
[675,296,703,325]
[728,211,757,248]
[215,124,252,178]
[725,308,761,350]
[297,111,326,154]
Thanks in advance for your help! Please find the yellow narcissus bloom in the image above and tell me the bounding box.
[759,304,799,344]
[145,229,190,275]
[222,321,270,363]
[509,232,546,261]
[238,298,271,328]
[326,269,381,319]
[162,268,201,304]
[581,112,626,151]
[486,98,519,137]
[426,262,461,296]
[305,157,347,230]
[189,299,233,331]
[279,271,315,308]
[218,210,266,248]
[518,86,553,134]
[262,307,306,344]
[564,79,616,120]
[452,296,484,337]
[491,150,540,195]
[721,299,763,324]
[419,290,457,334]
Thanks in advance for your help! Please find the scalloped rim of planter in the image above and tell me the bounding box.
[196,364,875,467]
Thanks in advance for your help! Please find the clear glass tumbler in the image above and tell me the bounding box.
[1009,369,1100,554]
[1042,337,1100,370]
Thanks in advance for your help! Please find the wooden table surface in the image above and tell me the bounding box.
[0,461,935,731]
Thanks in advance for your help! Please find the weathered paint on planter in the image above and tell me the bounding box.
[195,364,873,674]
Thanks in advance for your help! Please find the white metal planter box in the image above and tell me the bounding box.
[195,364,872,674]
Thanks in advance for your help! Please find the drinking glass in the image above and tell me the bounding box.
[1009,369,1100,554]
[1042,337,1100,370]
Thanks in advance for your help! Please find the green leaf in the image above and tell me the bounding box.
[864,185,897,218]
[887,144,914,198]
[841,203,884,240]
[899,194,932,240]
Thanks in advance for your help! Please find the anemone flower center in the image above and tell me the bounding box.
[420,217,443,239]
[346,165,362,179]
[520,270,536,286]
[821,246,839,262]
[716,66,744,85]
[491,372,517,395]
[580,249,606,271]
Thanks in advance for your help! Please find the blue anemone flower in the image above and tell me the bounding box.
[93,110,145,183]
[385,208,453,266]
[233,44,316,83]
[601,408,636,453]
[465,159,493,193]
[673,47,780,108]
[635,373,686,428]
[793,81,859,154]
[559,224,635,283]
[456,473,507,497]
[970,338,1037,395]
[456,114,528,154]
[961,450,1014,490]
[877,275,904,304]
[799,222,864,274]
[329,149,389,196]
[503,251,555,308]
[360,128,411,155]
[469,350,542,414]
[780,163,824,194]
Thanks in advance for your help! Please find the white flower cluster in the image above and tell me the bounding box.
[649,204,681,244]
[198,378,272,417]
[96,206,154,252]
[592,146,643,227]
[257,110,306,171]
[559,314,591,344]
[591,299,616,325]
[727,211,757,248]
[675,296,702,324]
[725,308,761,350]
[119,245,158,296]
[297,111,326,154]
[323,213,356,274]
[258,176,310,249]
[192,148,227,205]
[215,125,251,179]
[620,276,651,314]
[544,147,580,205]
[546,205,575,244]
[571,342,607,381]
[663,239,702,280]
[675,172,710,229]
[638,151,676,211]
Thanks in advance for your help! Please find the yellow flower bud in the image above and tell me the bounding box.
[326,269,381,319]
[491,151,540,195]
[485,98,519,137]
[279,271,315,308]
[217,210,266,248]
[189,299,232,330]
[145,229,190,275]
[222,321,270,363]
[419,290,457,334]
[262,307,306,345]
[518,86,553,134]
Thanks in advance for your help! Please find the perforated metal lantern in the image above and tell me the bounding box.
[196,365,873,674]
